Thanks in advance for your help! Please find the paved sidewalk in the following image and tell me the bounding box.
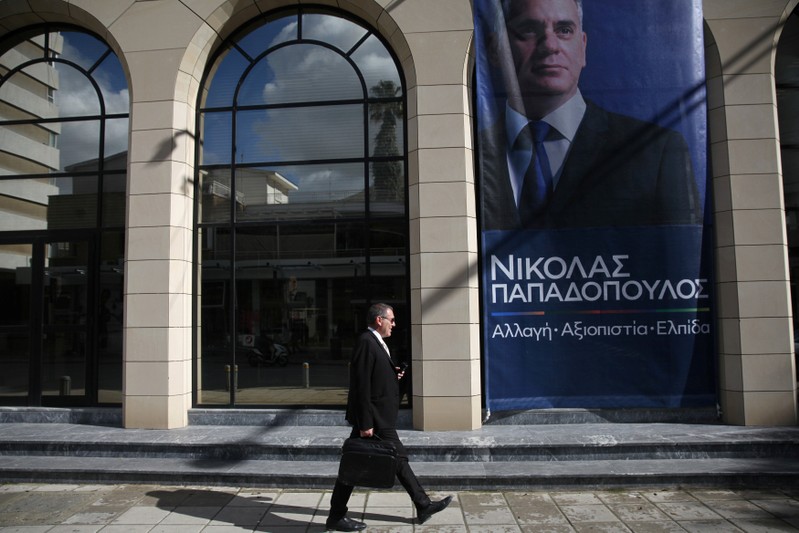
[0,483,798,532]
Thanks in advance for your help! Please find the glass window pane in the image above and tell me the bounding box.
[351,34,402,94]
[204,47,250,109]
[239,45,363,106]
[238,14,298,59]
[60,31,108,72]
[369,99,404,156]
[200,111,233,165]
[53,63,102,117]
[0,242,31,398]
[95,54,129,114]
[0,333,28,397]
[0,122,60,175]
[60,119,102,171]
[42,331,86,396]
[302,13,368,53]
[236,163,366,221]
[0,176,101,231]
[369,219,407,261]
[102,179,126,228]
[369,161,405,216]
[49,176,100,229]
[0,177,58,231]
[97,252,123,403]
[0,243,32,325]
[199,169,233,224]
[104,117,129,161]
[237,104,364,163]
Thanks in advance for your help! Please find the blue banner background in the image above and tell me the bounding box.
[475,0,715,411]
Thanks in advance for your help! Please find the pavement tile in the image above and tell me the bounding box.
[728,519,799,533]
[642,490,697,503]
[212,505,268,526]
[362,505,414,525]
[595,491,649,505]
[458,491,507,509]
[147,526,206,533]
[709,500,779,520]
[462,506,518,525]
[749,497,799,519]
[0,525,53,533]
[656,501,721,521]
[571,524,632,532]
[467,526,522,532]
[622,521,685,533]
[677,519,744,532]
[367,491,412,507]
[413,527,467,533]
[510,502,570,525]
[608,502,672,522]
[551,493,606,506]
[273,491,324,507]
[519,524,576,533]
[110,504,172,525]
[160,505,219,524]
[44,527,104,533]
[558,504,622,523]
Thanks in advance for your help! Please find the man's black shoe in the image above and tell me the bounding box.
[325,515,367,532]
[417,495,453,524]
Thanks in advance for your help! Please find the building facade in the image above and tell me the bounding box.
[0,0,797,430]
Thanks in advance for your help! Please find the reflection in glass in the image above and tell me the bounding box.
[351,34,402,92]
[302,13,368,54]
[59,31,107,71]
[0,27,128,407]
[239,45,364,105]
[59,119,101,171]
[197,8,406,407]
[52,63,102,117]
[199,111,233,165]
[42,240,89,397]
[204,47,249,109]
[237,105,364,163]
[370,161,405,215]
[238,14,298,60]
[199,170,233,224]
[0,243,31,398]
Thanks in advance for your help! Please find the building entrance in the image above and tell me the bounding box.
[0,235,119,405]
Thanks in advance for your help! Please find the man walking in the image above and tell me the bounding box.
[326,303,452,531]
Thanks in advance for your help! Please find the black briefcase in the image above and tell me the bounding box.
[338,436,397,489]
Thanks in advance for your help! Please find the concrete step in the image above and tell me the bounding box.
[1,421,798,489]
[0,454,798,490]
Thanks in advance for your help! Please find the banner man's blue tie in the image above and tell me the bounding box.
[518,121,552,225]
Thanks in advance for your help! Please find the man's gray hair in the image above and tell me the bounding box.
[501,0,584,28]
[367,303,393,325]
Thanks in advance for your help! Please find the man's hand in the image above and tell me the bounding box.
[360,428,374,437]
[395,366,405,380]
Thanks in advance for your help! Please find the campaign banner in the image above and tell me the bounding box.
[474,0,715,410]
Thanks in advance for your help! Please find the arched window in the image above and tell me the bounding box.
[195,7,408,407]
[0,26,128,405]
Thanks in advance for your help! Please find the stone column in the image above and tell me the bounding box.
[116,1,205,428]
[705,0,798,425]
[388,0,482,430]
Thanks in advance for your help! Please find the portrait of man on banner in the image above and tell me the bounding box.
[474,0,715,412]
[476,0,705,230]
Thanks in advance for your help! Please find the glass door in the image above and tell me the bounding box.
[41,239,92,404]
[0,243,33,401]
[0,237,93,405]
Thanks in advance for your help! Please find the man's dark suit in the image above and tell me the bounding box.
[328,329,429,523]
[479,100,702,230]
